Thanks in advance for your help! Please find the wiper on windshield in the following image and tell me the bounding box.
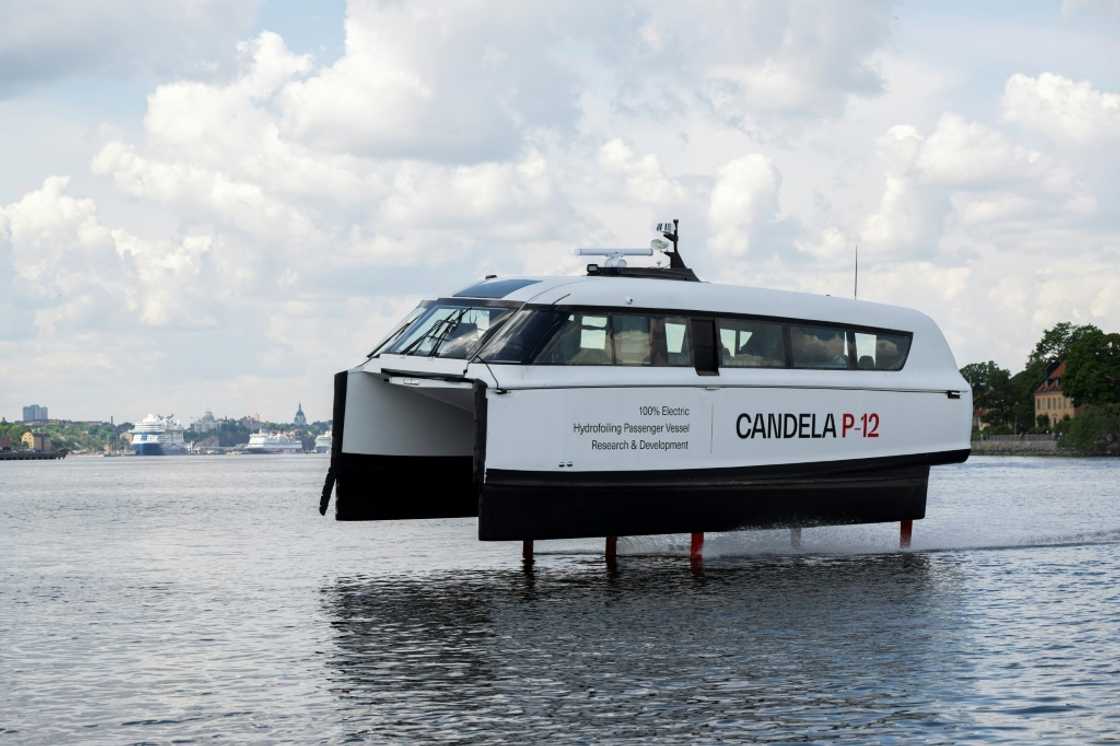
[398,309,467,357]
[428,309,467,357]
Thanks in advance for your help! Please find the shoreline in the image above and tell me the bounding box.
[970,442,1116,458]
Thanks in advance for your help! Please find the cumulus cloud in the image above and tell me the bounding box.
[859,111,1094,258]
[277,2,586,162]
[3,2,1120,420]
[0,0,259,96]
[1002,73,1120,146]
[698,1,889,122]
[0,176,219,332]
[599,139,686,205]
[708,155,782,258]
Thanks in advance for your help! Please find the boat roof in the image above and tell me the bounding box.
[451,275,935,334]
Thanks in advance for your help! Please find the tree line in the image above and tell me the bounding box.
[0,417,332,453]
[961,322,1120,454]
[0,420,133,452]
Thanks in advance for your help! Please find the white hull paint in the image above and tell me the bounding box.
[322,268,972,539]
[485,384,969,473]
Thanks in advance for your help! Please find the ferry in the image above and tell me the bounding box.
[314,431,332,453]
[243,431,304,454]
[130,414,187,456]
[319,222,971,547]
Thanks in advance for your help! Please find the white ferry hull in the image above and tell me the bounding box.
[323,366,970,539]
[319,269,972,541]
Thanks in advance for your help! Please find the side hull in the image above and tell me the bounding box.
[331,370,481,521]
[478,451,967,541]
[134,442,164,456]
[335,454,476,521]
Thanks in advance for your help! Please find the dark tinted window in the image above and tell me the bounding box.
[478,308,566,363]
[790,325,851,369]
[536,312,614,365]
[613,314,652,364]
[453,278,540,299]
[853,330,911,371]
[485,310,695,366]
[661,318,692,365]
[477,306,912,371]
[718,318,786,368]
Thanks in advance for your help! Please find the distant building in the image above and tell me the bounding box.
[21,432,50,451]
[191,410,219,433]
[294,402,307,427]
[1034,360,1082,425]
[22,404,48,422]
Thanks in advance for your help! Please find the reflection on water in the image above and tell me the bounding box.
[321,554,981,742]
[3,455,1120,743]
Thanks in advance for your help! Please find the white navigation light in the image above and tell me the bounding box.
[575,247,653,268]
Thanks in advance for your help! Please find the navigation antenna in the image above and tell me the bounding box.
[655,218,685,269]
[576,219,699,281]
[853,242,859,299]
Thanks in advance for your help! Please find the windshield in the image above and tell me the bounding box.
[382,301,516,359]
[368,303,429,357]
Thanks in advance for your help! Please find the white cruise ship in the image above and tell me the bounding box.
[243,431,304,454]
[130,414,187,456]
[314,431,332,453]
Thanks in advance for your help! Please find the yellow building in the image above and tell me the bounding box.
[21,432,51,451]
[1034,361,1081,425]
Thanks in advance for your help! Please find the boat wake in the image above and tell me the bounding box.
[532,523,1120,561]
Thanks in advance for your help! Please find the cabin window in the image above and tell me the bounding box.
[536,313,614,365]
[479,309,564,363]
[507,311,692,366]
[852,330,911,371]
[613,314,652,364]
[383,302,514,359]
[663,319,692,365]
[477,304,912,372]
[717,318,786,368]
[789,325,851,369]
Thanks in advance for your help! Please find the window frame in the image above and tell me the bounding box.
[476,302,914,372]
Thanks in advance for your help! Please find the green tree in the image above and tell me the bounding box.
[1008,368,1039,433]
[960,361,1014,427]
[1063,329,1120,406]
[1002,322,1103,433]
[1027,322,1101,368]
[1061,404,1120,455]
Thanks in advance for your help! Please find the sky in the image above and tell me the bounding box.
[2,0,1119,424]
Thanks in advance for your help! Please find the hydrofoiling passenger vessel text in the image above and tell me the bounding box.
[318,222,971,545]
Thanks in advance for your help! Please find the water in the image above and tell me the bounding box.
[2,455,1119,744]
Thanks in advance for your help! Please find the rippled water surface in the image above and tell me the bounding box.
[2,455,1119,743]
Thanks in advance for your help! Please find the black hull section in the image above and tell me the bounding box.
[335,454,476,521]
[477,450,968,541]
[327,371,483,521]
